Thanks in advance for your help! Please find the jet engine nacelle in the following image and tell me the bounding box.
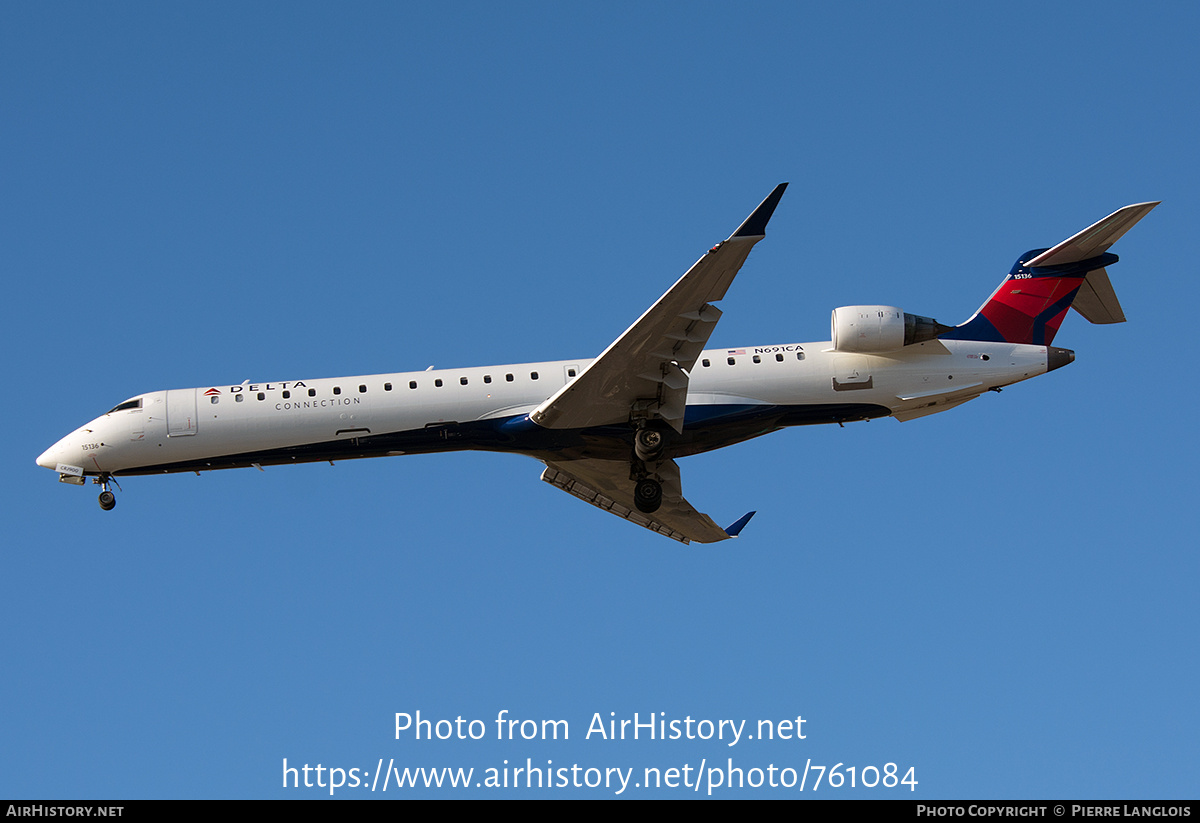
[831,305,948,353]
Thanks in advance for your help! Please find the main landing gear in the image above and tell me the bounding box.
[94,475,119,511]
[634,427,666,463]
[631,422,668,514]
[634,477,663,513]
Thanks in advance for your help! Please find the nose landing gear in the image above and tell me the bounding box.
[93,475,120,511]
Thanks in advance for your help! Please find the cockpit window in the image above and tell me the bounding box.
[107,398,143,414]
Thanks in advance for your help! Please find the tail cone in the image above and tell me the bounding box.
[1047,347,1075,372]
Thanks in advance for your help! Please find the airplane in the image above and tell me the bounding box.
[36,185,1158,543]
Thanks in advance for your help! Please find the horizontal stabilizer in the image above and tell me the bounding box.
[1024,202,1159,267]
[1070,267,1126,324]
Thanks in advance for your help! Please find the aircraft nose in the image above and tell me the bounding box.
[36,444,60,470]
[37,432,77,471]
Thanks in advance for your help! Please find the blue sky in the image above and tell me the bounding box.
[4,1,1197,798]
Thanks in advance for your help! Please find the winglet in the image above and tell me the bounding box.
[731,183,788,238]
[724,510,757,537]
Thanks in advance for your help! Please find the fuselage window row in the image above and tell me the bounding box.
[700,351,805,368]
[206,366,606,407]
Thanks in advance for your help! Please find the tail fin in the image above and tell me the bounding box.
[942,202,1159,345]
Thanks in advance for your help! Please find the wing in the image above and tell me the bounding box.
[540,457,754,545]
[529,183,788,434]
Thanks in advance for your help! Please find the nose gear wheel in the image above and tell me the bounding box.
[93,474,120,511]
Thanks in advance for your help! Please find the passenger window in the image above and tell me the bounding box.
[797,351,805,361]
[409,381,417,389]
[308,388,316,397]
[568,368,576,377]
[776,353,784,362]
[506,374,514,382]
[531,372,539,380]
[484,375,492,384]
[210,396,219,405]
[727,357,735,366]
[359,384,367,393]
[702,359,710,367]
[384,383,393,391]
[235,394,244,403]
[333,387,341,395]
[257,392,265,401]
[435,379,443,387]
[752,355,761,364]
[282,390,290,399]
[460,377,468,385]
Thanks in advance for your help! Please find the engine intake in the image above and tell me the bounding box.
[831,305,950,353]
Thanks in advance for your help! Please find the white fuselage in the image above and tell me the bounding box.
[37,338,1051,479]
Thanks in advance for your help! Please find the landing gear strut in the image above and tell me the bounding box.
[94,475,119,511]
